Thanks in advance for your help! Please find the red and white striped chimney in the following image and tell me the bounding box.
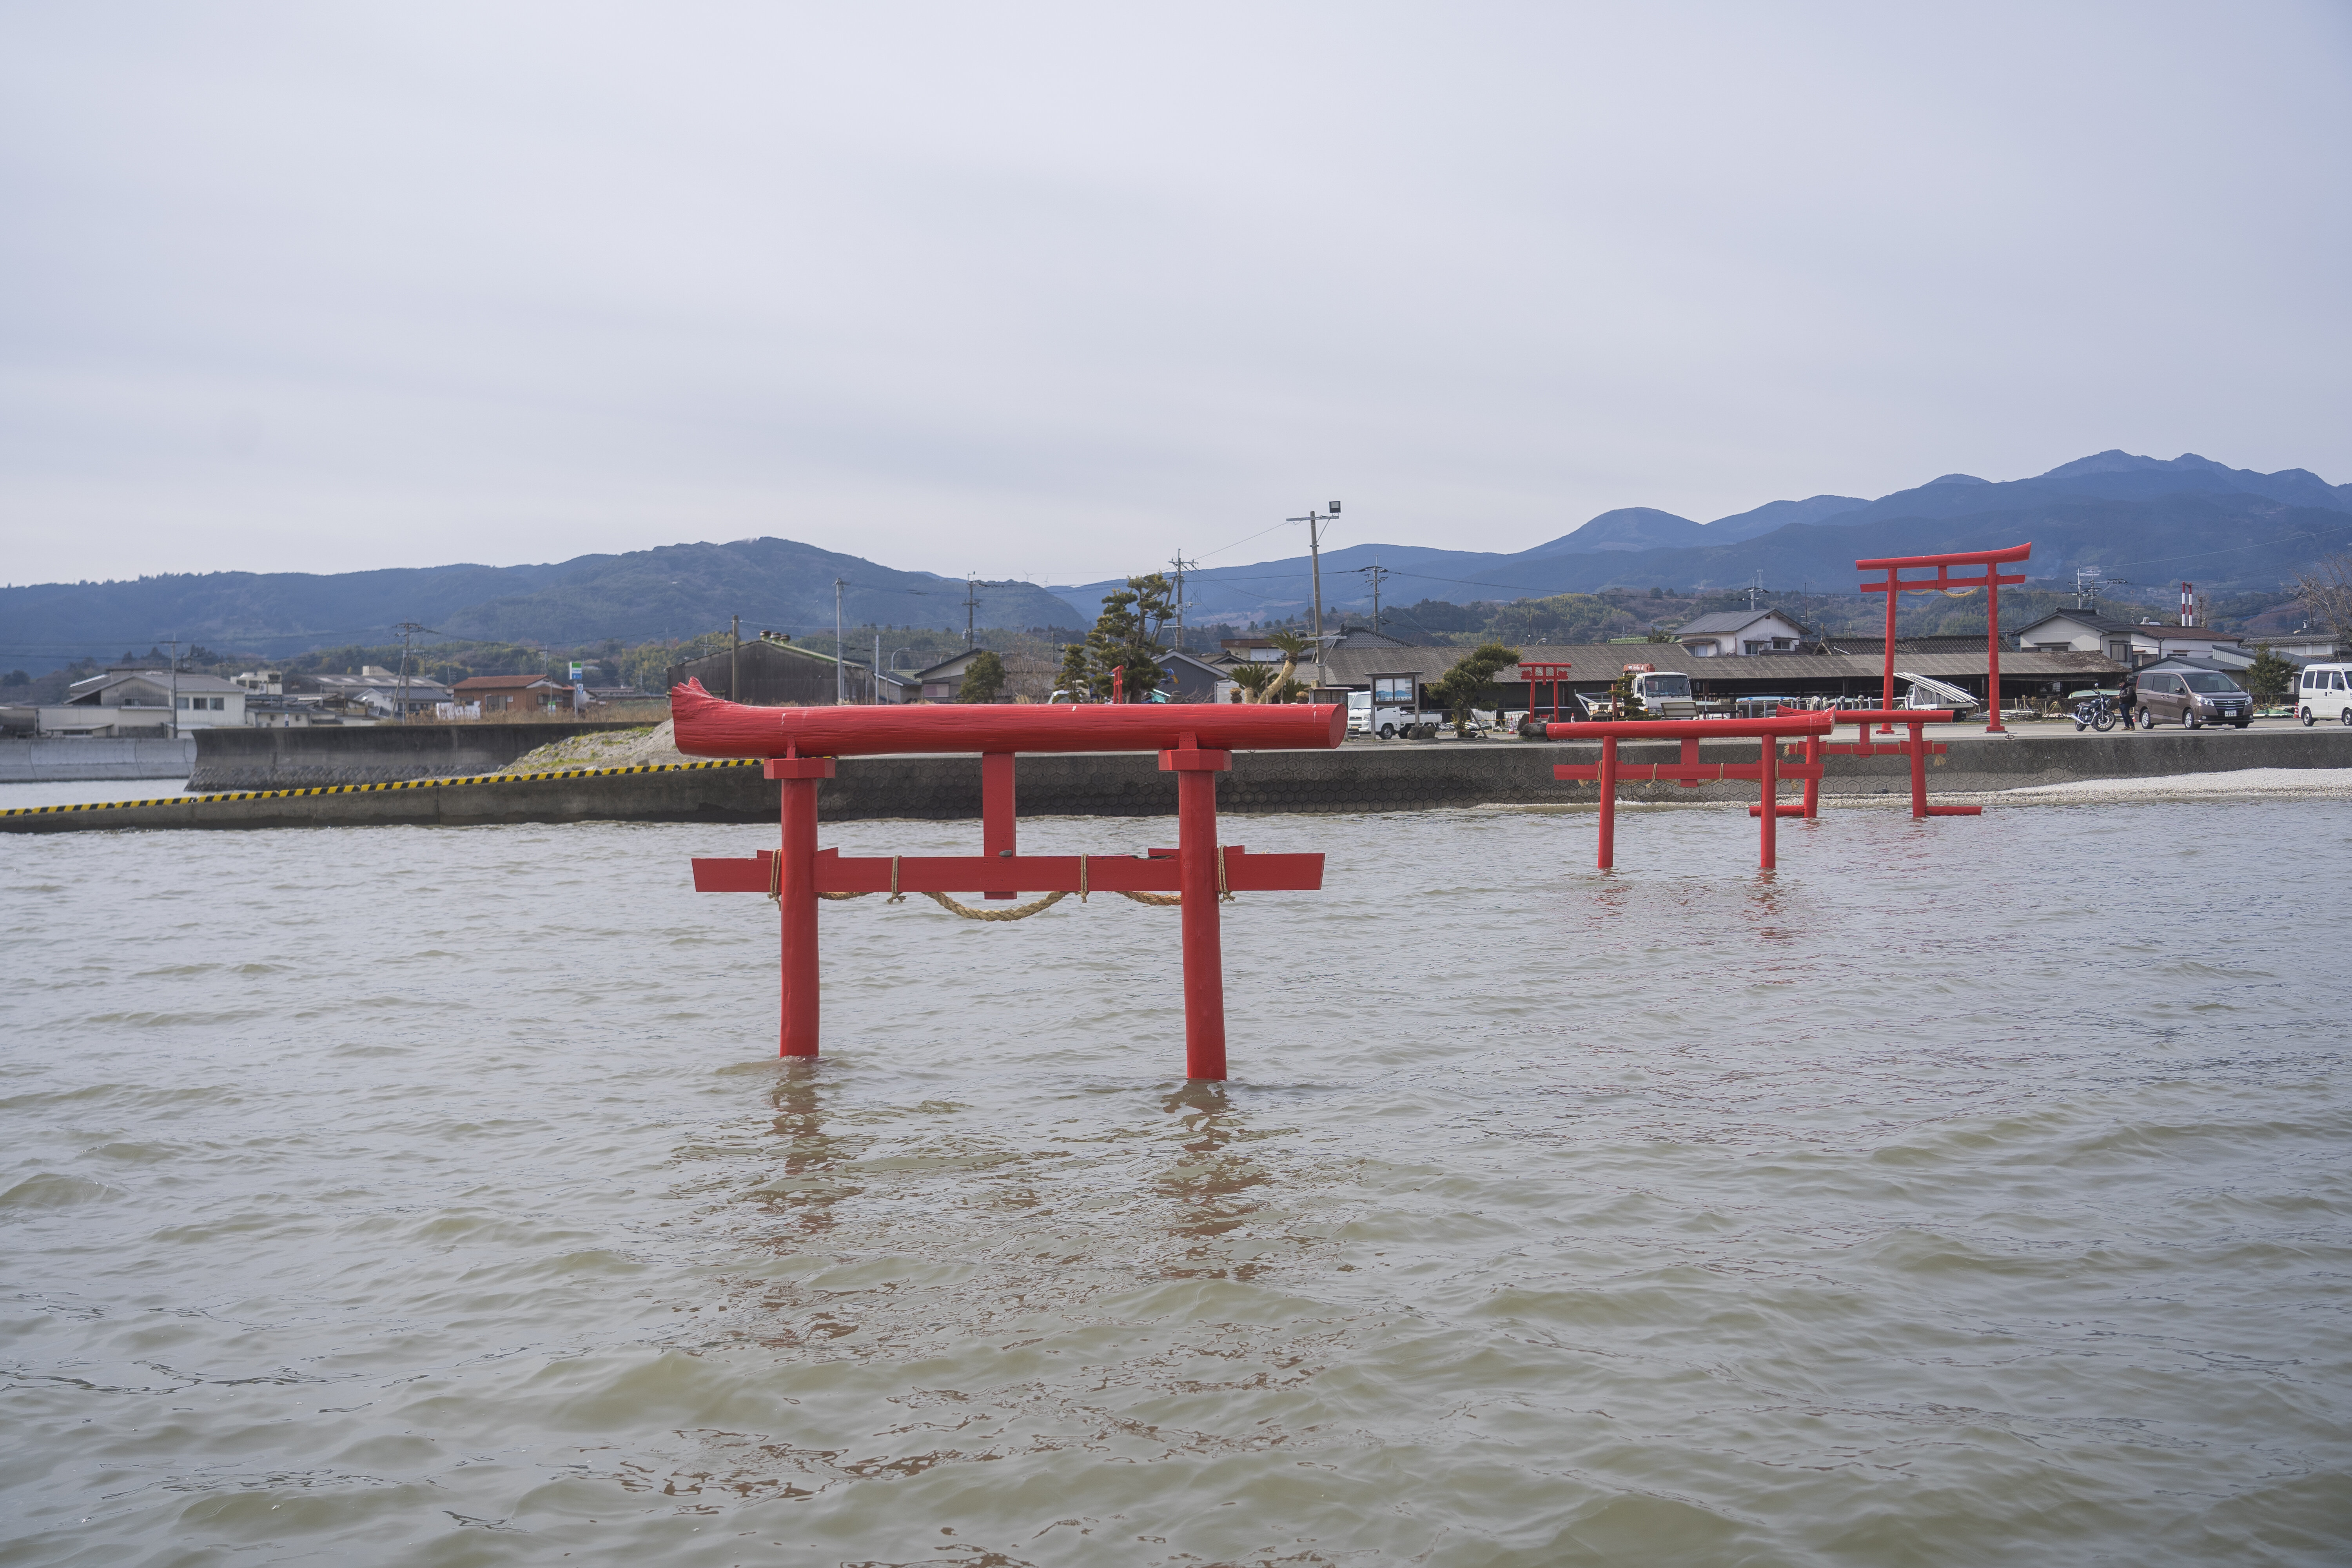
[2179,581,2195,627]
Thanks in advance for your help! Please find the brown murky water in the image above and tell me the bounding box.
[4,801,2348,1565]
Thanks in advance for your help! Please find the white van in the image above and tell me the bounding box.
[2296,663,2352,726]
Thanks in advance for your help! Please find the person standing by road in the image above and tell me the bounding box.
[2116,668,2140,729]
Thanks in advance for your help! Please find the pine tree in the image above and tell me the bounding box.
[2244,643,2295,708]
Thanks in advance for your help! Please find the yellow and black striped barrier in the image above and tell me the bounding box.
[0,757,765,819]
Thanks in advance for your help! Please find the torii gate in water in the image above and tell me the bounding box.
[672,683,1341,1081]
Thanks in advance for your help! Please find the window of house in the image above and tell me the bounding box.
[1771,637,1793,650]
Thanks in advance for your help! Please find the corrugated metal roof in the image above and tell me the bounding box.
[1318,642,2121,685]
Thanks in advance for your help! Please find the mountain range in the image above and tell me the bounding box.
[4,450,2347,668]
[1049,452,2352,622]
[0,539,1078,668]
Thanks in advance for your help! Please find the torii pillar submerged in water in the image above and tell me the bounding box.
[672,682,1341,1080]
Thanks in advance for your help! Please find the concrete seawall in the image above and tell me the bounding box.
[6,726,2349,835]
[0,735,198,783]
[188,721,649,791]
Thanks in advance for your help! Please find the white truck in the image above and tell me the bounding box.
[1347,690,1480,739]
[1573,665,1700,721]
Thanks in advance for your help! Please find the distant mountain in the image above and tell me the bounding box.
[1053,451,2352,622]
[1701,494,1868,541]
[0,538,1080,666]
[1522,507,1708,555]
[12,450,2347,667]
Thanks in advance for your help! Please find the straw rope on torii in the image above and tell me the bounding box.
[772,848,1225,919]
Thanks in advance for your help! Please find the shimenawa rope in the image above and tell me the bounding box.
[768,847,1231,918]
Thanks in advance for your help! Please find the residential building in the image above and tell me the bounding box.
[2011,609,2141,663]
[908,650,1056,702]
[1154,650,1227,702]
[667,638,906,706]
[452,673,574,715]
[1675,609,1811,657]
[40,671,247,736]
[2012,610,2246,666]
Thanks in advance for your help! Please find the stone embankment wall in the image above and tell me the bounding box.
[5,726,2348,835]
[0,735,199,783]
[188,722,646,791]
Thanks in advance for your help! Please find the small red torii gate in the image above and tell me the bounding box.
[1518,661,1573,728]
[1544,713,1834,870]
[1856,542,2031,733]
[671,682,1342,1080]
[1785,706,1977,820]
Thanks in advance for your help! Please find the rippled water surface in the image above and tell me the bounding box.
[4,802,2348,1566]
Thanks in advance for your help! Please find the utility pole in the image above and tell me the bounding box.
[962,576,989,650]
[1284,501,1341,689]
[393,621,431,724]
[1354,558,1390,633]
[730,614,740,702]
[873,632,882,704]
[1169,551,1200,654]
[165,635,180,740]
[834,578,847,706]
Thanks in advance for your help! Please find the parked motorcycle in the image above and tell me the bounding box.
[2072,694,2119,732]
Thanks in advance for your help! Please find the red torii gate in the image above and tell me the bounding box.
[1791,706,1977,820]
[1519,661,1573,728]
[671,681,1341,1080]
[1544,713,1835,870]
[1855,542,2032,733]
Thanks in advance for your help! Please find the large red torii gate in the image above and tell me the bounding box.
[670,682,1342,1080]
[1855,542,2031,733]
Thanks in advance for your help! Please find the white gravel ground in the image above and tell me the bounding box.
[1991,766,2352,803]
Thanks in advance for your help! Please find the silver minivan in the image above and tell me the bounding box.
[2296,663,2352,726]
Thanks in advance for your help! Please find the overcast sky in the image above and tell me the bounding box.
[4,2,2348,588]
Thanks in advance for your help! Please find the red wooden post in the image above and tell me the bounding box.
[1879,575,1899,731]
[1596,735,1617,869]
[1162,738,1233,1079]
[1759,732,1779,869]
[1985,575,2005,733]
[1907,717,1929,818]
[982,750,1016,899]
[766,753,835,1057]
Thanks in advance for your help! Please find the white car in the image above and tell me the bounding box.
[2296,663,2352,726]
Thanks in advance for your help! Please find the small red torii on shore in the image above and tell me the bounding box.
[671,682,1342,1081]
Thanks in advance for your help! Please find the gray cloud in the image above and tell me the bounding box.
[3,1,2347,585]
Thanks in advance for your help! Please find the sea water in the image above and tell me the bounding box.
[3,802,2346,1565]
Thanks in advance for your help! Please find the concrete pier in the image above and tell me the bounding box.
[187,721,647,791]
[0,735,198,784]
